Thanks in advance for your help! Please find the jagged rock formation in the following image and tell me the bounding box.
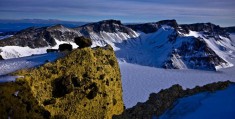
[113,81,232,119]
[0,45,123,119]
[180,23,229,40]
[76,20,134,35]
[127,19,178,33]
[163,37,227,70]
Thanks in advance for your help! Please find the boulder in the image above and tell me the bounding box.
[58,43,72,52]
[74,36,92,48]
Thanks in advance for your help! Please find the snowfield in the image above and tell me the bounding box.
[0,52,61,82]
[119,59,235,108]
[0,39,78,59]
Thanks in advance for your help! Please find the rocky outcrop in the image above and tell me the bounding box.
[0,25,80,48]
[0,55,3,60]
[75,19,137,37]
[163,37,227,70]
[0,45,123,119]
[225,26,235,33]
[114,81,232,119]
[77,20,124,33]
[127,19,178,33]
[180,23,229,39]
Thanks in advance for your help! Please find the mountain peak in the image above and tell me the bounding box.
[127,19,178,33]
[157,19,178,28]
[77,19,133,34]
[97,19,122,25]
[179,22,228,38]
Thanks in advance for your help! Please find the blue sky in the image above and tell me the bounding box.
[0,0,234,26]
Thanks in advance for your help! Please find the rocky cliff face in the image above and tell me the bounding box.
[0,45,123,119]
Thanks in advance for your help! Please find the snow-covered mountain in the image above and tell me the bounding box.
[0,19,234,70]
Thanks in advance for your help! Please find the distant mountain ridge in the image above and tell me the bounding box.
[0,19,88,32]
[0,19,235,71]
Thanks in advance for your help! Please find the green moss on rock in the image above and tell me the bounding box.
[0,45,124,119]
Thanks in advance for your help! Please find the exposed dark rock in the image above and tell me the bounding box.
[127,23,159,34]
[76,19,136,36]
[0,55,3,60]
[127,19,178,33]
[0,25,79,48]
[180,23,229,39]
[86,83,98,99]
[113,81,232,119]
[52,76,74,98]
[225,26,235,33]
[74,36,92,48]
[43,98,56,106]
[163,37,226,70]
[0,27,48,48]
[158,19,178,28]
[46,49,58,53]
[58,44,72,52]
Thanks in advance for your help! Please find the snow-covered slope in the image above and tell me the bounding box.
[119,58,235,108]
[0,53,61,76]
[0,19,234,70]
[0,52,61,82]
[159,84,235,119]
[116,26,234,70]
[0,39,78,59]
[75,19,140,50]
